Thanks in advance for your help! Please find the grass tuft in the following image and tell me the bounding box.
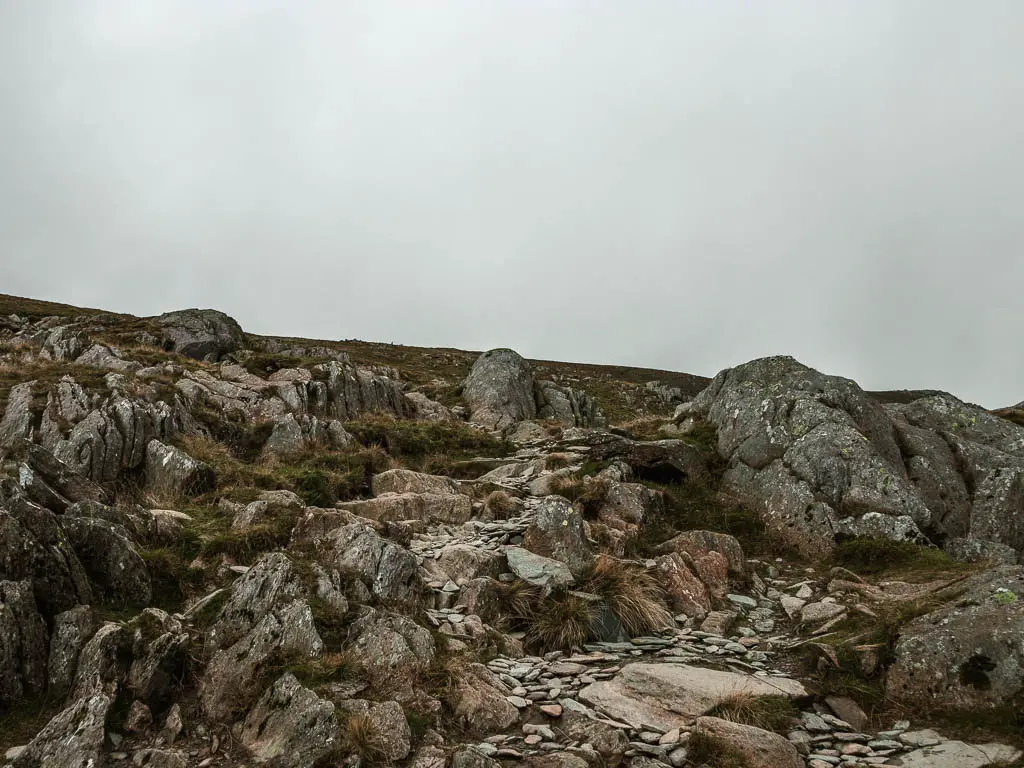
[523,591,596,652]
[832,537,963,576]
[583,555,672,635]
[706,693,800,733]
[686,731,748,768]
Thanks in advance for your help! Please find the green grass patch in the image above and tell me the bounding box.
[706,693,800,733]
[832,537,964,577]
[344,415,510,467]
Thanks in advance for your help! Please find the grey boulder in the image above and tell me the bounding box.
[156,308,246,361]
[463,348,537,430]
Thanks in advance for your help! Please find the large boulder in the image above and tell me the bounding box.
[695,716,803,768]
[372,469,462,497]
[347,609,435,701]
[578,662,806,730]
[0,495,93,616]
[60,517,152,606]
[505,547,575,591]
[337,493,472,525]
[523,496,594,577]
[0,382,35,449]
[156,308,246,361]
[534,380,605,428]
[11,693,111,768]
[314,522,421,603]
[886,565,1024,709]
[144,440,215,499]
[16,441,108,513]
[239,673,340,768]
[691,357,931,555]
[448,662,519,734]
[47,605,96,699]
[0,580,48,707]
[463,349,537,430]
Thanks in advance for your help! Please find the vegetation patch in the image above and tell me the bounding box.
[706,693,800,733]
[345,415,510,468]
[685,730,749,768]
[832,538,965,577]
[583,555,673,635]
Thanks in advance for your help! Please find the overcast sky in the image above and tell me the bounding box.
[2,2,1022,407]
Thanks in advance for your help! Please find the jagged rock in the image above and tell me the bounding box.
[39,326,89,362]
[579,663,806,730]
[337,492,473,525]
[60,517,152,606]
[334,698,412,762]
[76,343,141,373]
[144,440,215,498]
[0,495,93,616]
[207,552,346,653]
[507,421,550,443]
[0,580,48,707]
[11,693,110,768]
[239,673,340,768]
[309,360,413,421]
[887,565,1024,708]
[695,716,803,768]
[407,391,456,422]
[463,348,537,430]
[0,382,35,449]
[425,545,507,584]
[47,605,96,699]
[449,663,518,733]
[372,469,462,497]
[124,609,189,715]
[156,308,246,361]
[945,537,1019,565]
[505,547,575,591]
[599,482,662,529]
[314,522,421,602]
[347,609,435,700]
[523,496,594,576]
[656,553,711,618]
[125,700,153,733]
[895,740,1022,768]
[263,413,353,457]
[17,441,108,513]
[38,376,94,452]
[70,621,128,699]
[656,530,746,577]
[535,380,605,427]
[55,399,173,484]
[201,599,323,721]
[556,697,630,764]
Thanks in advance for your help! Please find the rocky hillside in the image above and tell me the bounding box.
[0,294,1021,768]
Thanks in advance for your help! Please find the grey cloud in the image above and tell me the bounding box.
[2,1,1022,406]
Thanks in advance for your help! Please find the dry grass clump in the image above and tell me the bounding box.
[547,473,584,501]
[544,452,573,470]
[584,555,672,635]
[339,712,387,765]
[577,477,611,518]
[706,692,799,733]
[524,591,596,652]
[685,731,748,768]
[483,489,519,519]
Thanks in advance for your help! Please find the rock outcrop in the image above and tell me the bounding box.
[156,308,246,361]
[463,349,538,430]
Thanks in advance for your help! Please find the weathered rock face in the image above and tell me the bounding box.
[39,325,88,362]
[578,662,806,730]
[263,413,353,457]
[887,565,1024,709]
[695,716,803,768]
[534,380,605,428]
[656,553,712,617]
[372,469,462,497]
[16,442,109,514]
[691,356,1024,558]
[505,547,575,591]
[691,356,929,555]
[53,398,174,484]
[60,517,152,606]
[11,693,111,768]
[0,382,35,449]
[0,494,93,616]
[449,662,518,733]
[347,609,435,700]
[463,349,537,430]
[338,493,473,526]
[406,391,456,422]
[239,673,340,768]
[144,440,215,499]
[0,580,48,707]
[523,496,594,577]
[47,605,96,699]
[315,522,422,603]
[156,308,246,361]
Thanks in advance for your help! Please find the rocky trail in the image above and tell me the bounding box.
[0,300,1022,768]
